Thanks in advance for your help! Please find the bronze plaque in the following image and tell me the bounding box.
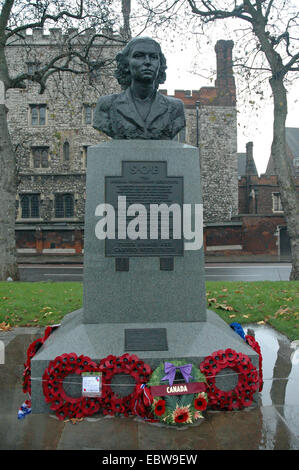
[125,328,168,351]
[105,161,183,257]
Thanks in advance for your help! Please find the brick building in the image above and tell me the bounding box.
[7,30,296,261]
[5,32,240,260]
[6,28,120,258]
[236,132,299,261]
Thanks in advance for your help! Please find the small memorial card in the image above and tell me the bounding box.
[82,372,102,397]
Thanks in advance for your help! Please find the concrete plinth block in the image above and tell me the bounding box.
[31,309,258,413]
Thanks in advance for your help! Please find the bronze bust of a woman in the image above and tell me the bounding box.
[93,37,186,140]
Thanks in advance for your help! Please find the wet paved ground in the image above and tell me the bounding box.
[0,323,299,451]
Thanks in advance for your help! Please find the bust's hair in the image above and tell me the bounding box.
[115,37,167,90]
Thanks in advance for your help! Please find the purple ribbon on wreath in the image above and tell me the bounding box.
[161,362,193,386]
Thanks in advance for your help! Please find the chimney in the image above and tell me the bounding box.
[245,142,258,176]
[214,40,236,105]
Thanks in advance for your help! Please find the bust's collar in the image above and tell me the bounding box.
[114,88,168,128]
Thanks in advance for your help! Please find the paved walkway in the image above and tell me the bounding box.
[0,323,299,451]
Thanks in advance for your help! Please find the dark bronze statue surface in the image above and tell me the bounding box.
[93,37,186,140]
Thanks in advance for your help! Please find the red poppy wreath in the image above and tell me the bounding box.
[23,325,58,395]
[42,353,102,420]
[200,348,259,410]
[98,353,153,417]
[245,335,263,392]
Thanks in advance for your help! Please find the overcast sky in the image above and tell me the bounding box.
[160,40,298,176]
[131,2,298,176]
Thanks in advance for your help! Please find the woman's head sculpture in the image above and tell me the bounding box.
[114,37,167,90]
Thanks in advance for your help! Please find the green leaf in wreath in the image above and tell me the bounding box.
[165,395,178,411]
[179,394,193,407]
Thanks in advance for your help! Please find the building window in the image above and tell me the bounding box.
[272,193,283,212]
[82,145,90,168]
[32,147,49,168]
[55,194,74,218]
[27,62,40,76]
[293,158,299,168]
[63,141,70,161]
[30,104,47,126]
[83,104,95,125]
[20,194,40,218]
[89,61,101,82]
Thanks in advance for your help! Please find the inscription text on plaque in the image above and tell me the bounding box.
[105,161,184,257]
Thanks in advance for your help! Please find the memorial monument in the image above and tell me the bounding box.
[31,37,258,413]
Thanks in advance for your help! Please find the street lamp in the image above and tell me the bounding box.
[255,187,259,214]
[195,100,200,148]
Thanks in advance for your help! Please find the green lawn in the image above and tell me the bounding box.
[0,281,298,340]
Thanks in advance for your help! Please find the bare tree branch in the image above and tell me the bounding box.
[5,0,85,39]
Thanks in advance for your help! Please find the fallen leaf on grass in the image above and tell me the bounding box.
[274,307,292,318]
[0,322,12,331]
[208,298,217,304]
[243,315,250,318]
[257,321,265,325]
[229,314,236,318]
[217,304,234,311]
[43,311,53,317]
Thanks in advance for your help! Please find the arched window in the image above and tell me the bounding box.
[63,141,70,161]
[21,194,40,218]
[55,194,74,218]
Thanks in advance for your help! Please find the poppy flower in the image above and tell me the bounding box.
[240,393,253,408]
[80,398,100,416]
[194,395,207,411]
[237,353,250,366]
[134,362,152,377]
[227,395,241,410]
[100,355,117,369]
[49,394,65,411]
[212,350,227,364]
[56,403,72,420]
[111,398,125,414]
[154,399,166,416]
[172,405,192,424]
[120,353,131,363]
[225,349,237,362]
[130,371,143,383]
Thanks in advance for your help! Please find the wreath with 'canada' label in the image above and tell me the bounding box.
[147,360,208,426]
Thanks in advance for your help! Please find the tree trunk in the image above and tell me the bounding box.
[269,77,299,280]
[0,100,19,280]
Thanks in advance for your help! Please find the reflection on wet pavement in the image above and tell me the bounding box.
[0,324,299,450]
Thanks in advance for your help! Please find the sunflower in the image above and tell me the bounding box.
[172,404,192,424]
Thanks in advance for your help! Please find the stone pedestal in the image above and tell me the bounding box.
[31,141,258,413]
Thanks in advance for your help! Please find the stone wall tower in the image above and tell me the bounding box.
[199,40,238,222]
